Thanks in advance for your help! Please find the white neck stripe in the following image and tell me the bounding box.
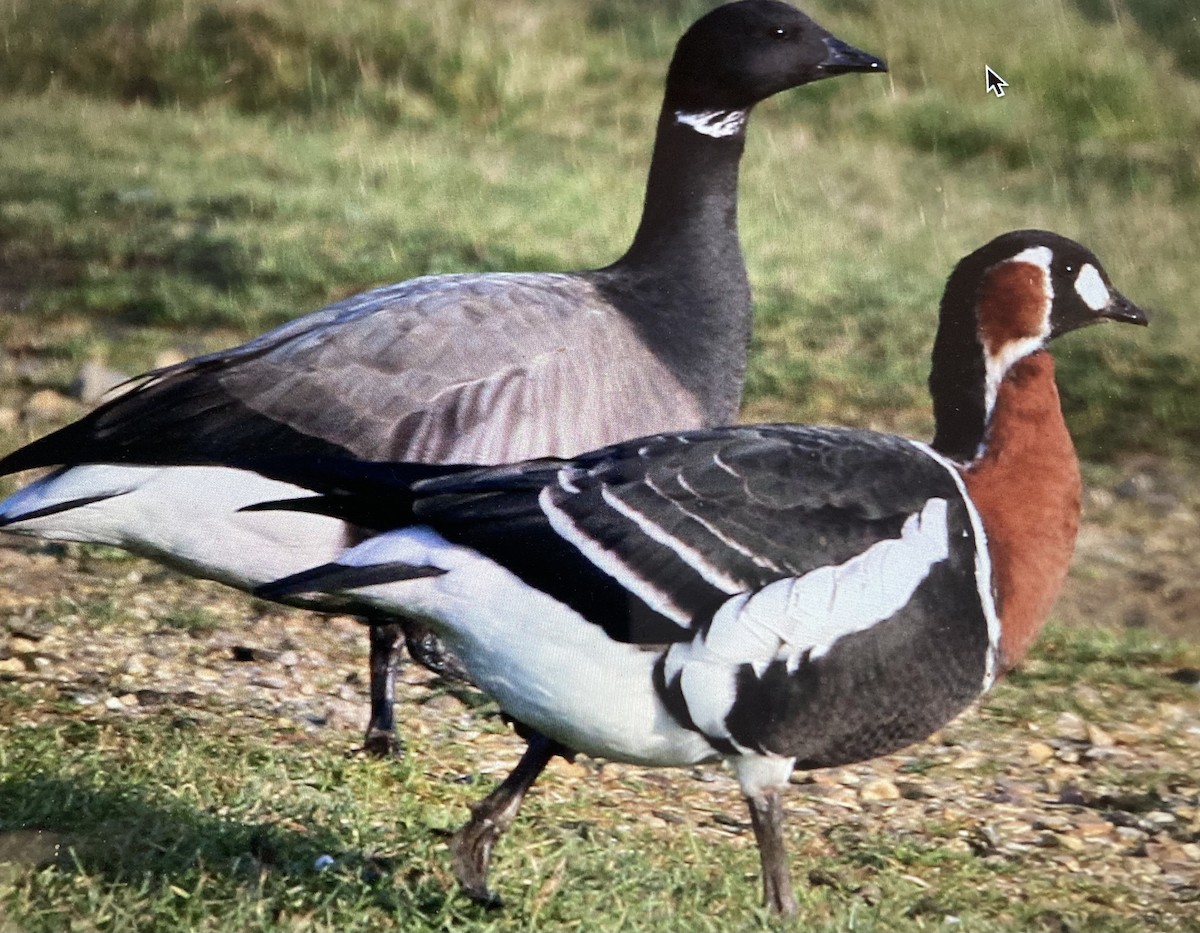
[674,109,747,139]
[982,254,1054,420]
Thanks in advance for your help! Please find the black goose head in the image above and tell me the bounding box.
[665,1,886,117]
[929,230,1148,462]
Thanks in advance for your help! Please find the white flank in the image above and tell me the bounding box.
[599,484,745,593]
[674,109,747,138]
[309,526,718,768]
[537,486,692,625]
[0,464,353,593]
[983,250,1053,420]
[907,440,1001,688]
[1074,263,1110,312]
[733,753,797,798]
[665,498,954,745]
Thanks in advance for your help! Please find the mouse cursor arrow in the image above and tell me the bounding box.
[986,66,1009,98]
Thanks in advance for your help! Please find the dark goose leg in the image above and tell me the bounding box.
[451,733,570,905]
[746,787,798,917]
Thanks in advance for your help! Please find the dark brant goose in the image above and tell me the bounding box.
[250,231,1148,914]
[0,1,885,755]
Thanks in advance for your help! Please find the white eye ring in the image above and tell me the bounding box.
[1074,263,1110,312]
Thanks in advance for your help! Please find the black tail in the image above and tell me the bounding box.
[237,456,482,532]
[256,560,445,601]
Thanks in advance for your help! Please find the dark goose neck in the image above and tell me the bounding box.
[590,106,754,426]
[928,260,990,463]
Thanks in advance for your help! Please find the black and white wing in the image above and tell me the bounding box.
[257,424,996,649]
[256,424,1001,767]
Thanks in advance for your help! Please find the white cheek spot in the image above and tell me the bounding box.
[1074,263,1110,312]
[674,109,747,139]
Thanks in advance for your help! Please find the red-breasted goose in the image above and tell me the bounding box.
[0,2,886,754]
[250,230,1148,914]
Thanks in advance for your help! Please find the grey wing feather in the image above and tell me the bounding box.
[219,272,705,463]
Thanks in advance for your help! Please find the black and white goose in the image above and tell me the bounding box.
[0,2,886,754]
[248,230,1148,914]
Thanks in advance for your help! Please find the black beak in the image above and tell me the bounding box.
[819,36,888,76]
[1101,290,1150,327]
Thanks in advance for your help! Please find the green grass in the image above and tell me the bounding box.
[1,623,1197,932]
[0,0,1198,461]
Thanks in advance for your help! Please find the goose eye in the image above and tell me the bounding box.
[772,27,792,39]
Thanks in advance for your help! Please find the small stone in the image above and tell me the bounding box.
[1027,741,1056,763]
[123,656,149,676]
[1076,820,1114,838]
[1144,811,1176,826]
[70,362,129,404]
[1054,711,1090,742]
[1145,841,1189,865]
[117,692,139,707]
[277,650,300,668]
[1034,814,1072,832]
[0,407,18,432]
[103,696,124,711]
[1115,826,1149,846]
[153,349,189,369]
[1058,834,1086,852]
[859,779,901,802]
[0,657,27,673]
[896,781,934,800]
[21,389,77,424]
[1181,843,1200,862]
[1086,723,1115,748]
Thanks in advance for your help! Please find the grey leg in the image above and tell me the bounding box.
[746,787,798,917]
[451,733,568,906]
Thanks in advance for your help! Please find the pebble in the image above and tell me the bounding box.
[0,657,27,673]
[1027,741,1056,763]
[1054,711,1090,743]
[859,779,901,802]
[70,362,129,404]
[21,389,77,424]
[896,781,934,800]
[153,349,189,369]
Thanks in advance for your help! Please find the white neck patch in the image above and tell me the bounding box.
[674,109,747,139]
[1074,262,1110,312]
[982,249,1054,421]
